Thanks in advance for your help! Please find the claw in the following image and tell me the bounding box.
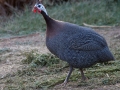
[61,81,67,87]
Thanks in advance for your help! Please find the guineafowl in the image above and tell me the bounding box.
[32,0,115,85]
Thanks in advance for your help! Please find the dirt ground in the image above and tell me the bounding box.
[0,32,49,78]
[0,27,120,90]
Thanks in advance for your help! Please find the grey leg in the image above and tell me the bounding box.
[63,66,73,86]
[79,68,86,81]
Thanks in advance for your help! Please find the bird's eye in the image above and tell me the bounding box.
[38,4,41,8]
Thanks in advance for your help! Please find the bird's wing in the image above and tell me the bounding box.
[68,33,107,51]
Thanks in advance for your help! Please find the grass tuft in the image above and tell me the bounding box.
[22,51,61,67]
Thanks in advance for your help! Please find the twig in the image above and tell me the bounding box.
[83,23,114,28]
[4,2,16,11]
[0,33,40,41]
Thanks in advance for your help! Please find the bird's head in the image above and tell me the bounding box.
[32,0,47,15]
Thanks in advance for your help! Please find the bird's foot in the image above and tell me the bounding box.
[81,76,87,81]
[60,80,68,87]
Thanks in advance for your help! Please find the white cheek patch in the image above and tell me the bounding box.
[36,4,48,15]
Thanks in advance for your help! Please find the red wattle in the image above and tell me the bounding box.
[33,9,37,13]
[38,10,41,13]
[32,7,41,13]
[32,7,37,13]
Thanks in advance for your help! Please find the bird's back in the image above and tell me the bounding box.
[46,21,115,68]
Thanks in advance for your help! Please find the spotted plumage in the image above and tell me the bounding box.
[32,0,115,85]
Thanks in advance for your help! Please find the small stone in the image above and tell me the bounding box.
[115,83,120,87]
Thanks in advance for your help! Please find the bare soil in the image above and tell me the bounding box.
[0,32,49,79]
[0,27,120,90]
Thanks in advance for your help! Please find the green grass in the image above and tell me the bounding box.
[22,51,64,68]
[0,0,120,90]
[0,0,120,38]
[1,52,119,90]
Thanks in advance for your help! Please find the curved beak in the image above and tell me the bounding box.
[32,7,37,13]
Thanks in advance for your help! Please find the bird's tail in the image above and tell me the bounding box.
[97,47,115,62]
